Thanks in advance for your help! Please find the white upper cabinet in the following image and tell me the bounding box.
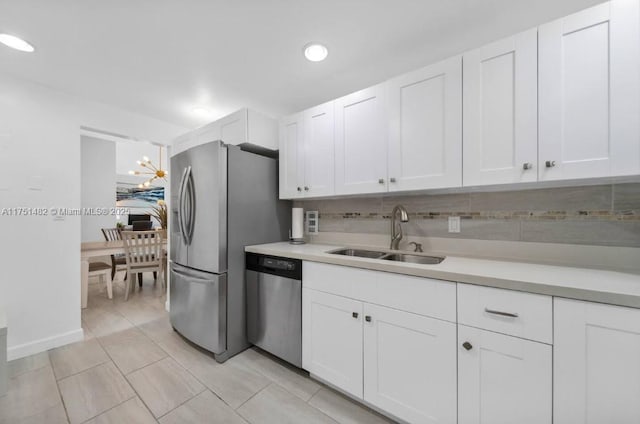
[334,84,388,195]
[387,56,462,191]
[172,108,278,156]
[463,29,538,186]
[364,304,457,424]
[278,113,304,199]
[303,102,335,197]
[539,0,640,180]
[554,298,640,423]
[217,109,247,146]
[276,0,640,198]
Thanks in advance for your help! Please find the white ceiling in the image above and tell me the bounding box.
[0,0,602,129]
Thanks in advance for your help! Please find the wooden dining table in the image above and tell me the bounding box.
[80,240,167,309]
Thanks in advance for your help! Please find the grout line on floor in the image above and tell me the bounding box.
[233,381,273,411]
[79,280,166,422]
[154,387,209,421]
[306,385,323,403]
[47,361,72,424]
[77,393,137,424]
[53,357,113,383]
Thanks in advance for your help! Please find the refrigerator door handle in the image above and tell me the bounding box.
[186,167,196,245]
[171,263,213,283]
[178,166,191,244]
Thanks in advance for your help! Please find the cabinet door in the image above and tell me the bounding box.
[302,289,363,398]
[463,29,538,186]
[193,122,221,147]
[458,326,552,424]
[539,0,640,180]
[387,56,462,191]
[303,102,335,197]
[364,304,457,424]
[278,114,304,199]
[554,298,640,423]
[334,84,388,195]
[218,109,247,145]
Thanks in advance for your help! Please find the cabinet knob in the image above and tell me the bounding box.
[522,163,533,170]
[378,179,385,184]
[462,341,473,351]
[352,312,359,319]
[389,177,397,183]
[297,187,302,192]
[545,160,556,168]
[304,186,309,191]
[365,315,372,322]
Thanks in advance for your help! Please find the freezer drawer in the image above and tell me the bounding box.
[246,269,302,367]
[170,263,227,354]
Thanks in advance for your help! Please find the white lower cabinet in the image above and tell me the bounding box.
[302,281,457,423]
[554,298,640,423]
[363,304,457,424]
[458,325,552,424]
[302,289,363,398]
[301,261,640,424]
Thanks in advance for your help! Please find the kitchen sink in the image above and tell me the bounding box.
[328,248,388,259]
[328,248,445,264]
[380,253,445,265]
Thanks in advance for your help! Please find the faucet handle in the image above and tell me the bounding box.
[409,242,423,253]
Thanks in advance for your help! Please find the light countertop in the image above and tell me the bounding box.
[245,242,640,309]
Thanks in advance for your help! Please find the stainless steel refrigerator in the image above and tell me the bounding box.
[170,140,291,363]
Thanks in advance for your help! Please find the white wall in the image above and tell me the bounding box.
[0,72,186,359]
[81,136,116,242]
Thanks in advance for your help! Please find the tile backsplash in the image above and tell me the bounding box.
[294,183,640,247]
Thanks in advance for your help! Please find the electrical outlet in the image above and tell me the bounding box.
[448,216,460,233]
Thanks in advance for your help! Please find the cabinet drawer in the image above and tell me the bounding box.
[304,262,456,322]
[457,284,552,344]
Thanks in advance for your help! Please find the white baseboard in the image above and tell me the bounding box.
[7,328,84,361]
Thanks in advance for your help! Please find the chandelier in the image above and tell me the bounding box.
[128,146,168,188]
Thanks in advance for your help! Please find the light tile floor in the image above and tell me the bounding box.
[2,275,394,423]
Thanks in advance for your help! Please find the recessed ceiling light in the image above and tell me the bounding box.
[0,33,35,52]
[192,106,211,117]
[304,43,328,62]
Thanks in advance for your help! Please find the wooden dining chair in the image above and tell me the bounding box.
[121,230,164,301]
[88,262,113,300]
[132,223,157,285]
[101,228,127,280]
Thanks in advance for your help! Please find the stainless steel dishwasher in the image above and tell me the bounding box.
[245,252,302,368]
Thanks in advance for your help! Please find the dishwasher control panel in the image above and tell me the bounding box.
[245,253,302,280]
[261,257,297,271]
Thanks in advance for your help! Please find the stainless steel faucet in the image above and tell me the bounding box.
[390,205,409,250]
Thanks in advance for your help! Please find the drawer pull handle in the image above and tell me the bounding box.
[365,315,372,322]
[352,312,359,319]
[484,308,519,318]
[462,341,473,351]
